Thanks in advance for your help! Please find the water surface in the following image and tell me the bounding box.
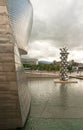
[22,78,83,130]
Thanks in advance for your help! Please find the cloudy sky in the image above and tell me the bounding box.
[27,0,83,62]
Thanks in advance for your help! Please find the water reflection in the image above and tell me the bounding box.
[28,78,55,103]
[27,78,83,119]
[21,78,83,130]
[60,84,68,108]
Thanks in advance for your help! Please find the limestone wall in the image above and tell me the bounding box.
[0,1,31,129]
[0,0,5,6]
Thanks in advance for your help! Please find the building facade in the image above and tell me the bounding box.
[0,0,33,129]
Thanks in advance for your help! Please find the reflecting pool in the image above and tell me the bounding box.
[22,78,83,130]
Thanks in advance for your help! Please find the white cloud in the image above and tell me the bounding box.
[28,40,59,60]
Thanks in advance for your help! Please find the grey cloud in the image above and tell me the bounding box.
[28,0,83,62]
[30,0,83,50]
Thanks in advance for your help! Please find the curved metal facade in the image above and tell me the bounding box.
[0,0,32,129]
[6,0,33,54]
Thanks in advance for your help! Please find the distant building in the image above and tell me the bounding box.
[69,60,79,66]
[77,66,83,72]
[21,58,38,65]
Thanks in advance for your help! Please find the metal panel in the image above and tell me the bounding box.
[6,0,33,54]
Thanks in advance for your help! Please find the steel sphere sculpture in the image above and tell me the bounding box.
[60,47,69,81]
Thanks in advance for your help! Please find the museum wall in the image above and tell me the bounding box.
[0,0,32,129]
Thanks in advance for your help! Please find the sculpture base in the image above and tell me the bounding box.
[54,80,78,83]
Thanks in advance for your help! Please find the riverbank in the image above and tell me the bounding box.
[25,70,83,80]
[25,71,59,78]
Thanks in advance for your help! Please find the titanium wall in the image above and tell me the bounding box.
[6,0,33,54]
[0,0,33,129]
